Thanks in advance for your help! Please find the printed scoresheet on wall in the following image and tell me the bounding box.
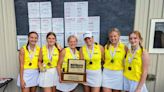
[17,1,100,49]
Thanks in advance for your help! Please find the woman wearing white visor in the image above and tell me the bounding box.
[80,31,104,92]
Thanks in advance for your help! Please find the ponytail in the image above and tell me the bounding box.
[26,41,29,52]
[54,43,61,52]
[139,42,143,52]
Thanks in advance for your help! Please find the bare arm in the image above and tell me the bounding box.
[57,48,66,82]
[124,45,128,55]
[79,47,84,59]
[123,45,128,67]
[136,50,149,91]
[100,45,104,62]
[19,48,25,88]
[38,48,43,70]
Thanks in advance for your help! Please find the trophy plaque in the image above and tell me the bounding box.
[61,59,86,83]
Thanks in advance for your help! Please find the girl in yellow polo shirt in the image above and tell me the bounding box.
[123,31,149,92]
[80,31,104,92]
[38,32,61,92]
[17,31,40,92]
[102,28,127,92]
[57,35,79,92]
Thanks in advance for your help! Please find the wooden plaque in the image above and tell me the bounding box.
[61,59,86,83]
[61,73,86,83]
[68,59,86,73]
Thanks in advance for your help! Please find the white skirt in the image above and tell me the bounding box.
[17,69,39,88]
[124,77,148,92]
[56,82,78,92]
[102,68,123,90]
[84,69,102,87]
[38,68,58,87]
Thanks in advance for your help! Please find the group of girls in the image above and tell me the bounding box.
[17,28,149,92]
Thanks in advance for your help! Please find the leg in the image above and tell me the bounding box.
[103,87,112,92]
[52,86,56,92]
[21,88,30,92]
[84,85,90,92]
[43,87,52,92]
[70,88,77,92]
[91,87,100,92]
[30,86,37,92]
[70,85,78,92]
[113,90,121,92]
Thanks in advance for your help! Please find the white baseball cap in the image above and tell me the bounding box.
[83,31,93,39]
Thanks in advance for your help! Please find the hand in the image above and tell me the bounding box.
[59,75,62,83]
[135,88,141,92]
[40,64,46,72]
[20,79,26,88]
[56,43,62,51]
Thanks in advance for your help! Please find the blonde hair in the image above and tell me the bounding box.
[107,28,121,49]
[67,35,78,42]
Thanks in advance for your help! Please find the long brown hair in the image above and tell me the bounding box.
[129,30,143,52]
[107,28,120,49]
[46,32,60,51]
[26,31,38,51]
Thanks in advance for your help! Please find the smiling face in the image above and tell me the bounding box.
[109,31,120,45]
[84,37,94,46]
[28,33,38,46]
[68,37,77,49]
[129,33,140,47]
[47,34,56,46]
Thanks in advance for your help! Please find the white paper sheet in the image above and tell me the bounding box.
[28,2,40,18]
[76,2,88,17]
[76,17,88,32]
[88,16,100,43]
[40,33,47,47]
[65,17,88,32]
[37,33,42,47]
[65,18,76,32]
[120,36,130,47]
[41,18,52,33]
[17,35,28,50]
[88,16,100,32]
[29,18,41,33]
[52,18,64,33]
[92,31,100,43]
[40,2,52,18]
[64,2,88,18]
[64,17,88,46]
[56,33,64,48]
[76,32,85,46]
[64,16,100,46]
